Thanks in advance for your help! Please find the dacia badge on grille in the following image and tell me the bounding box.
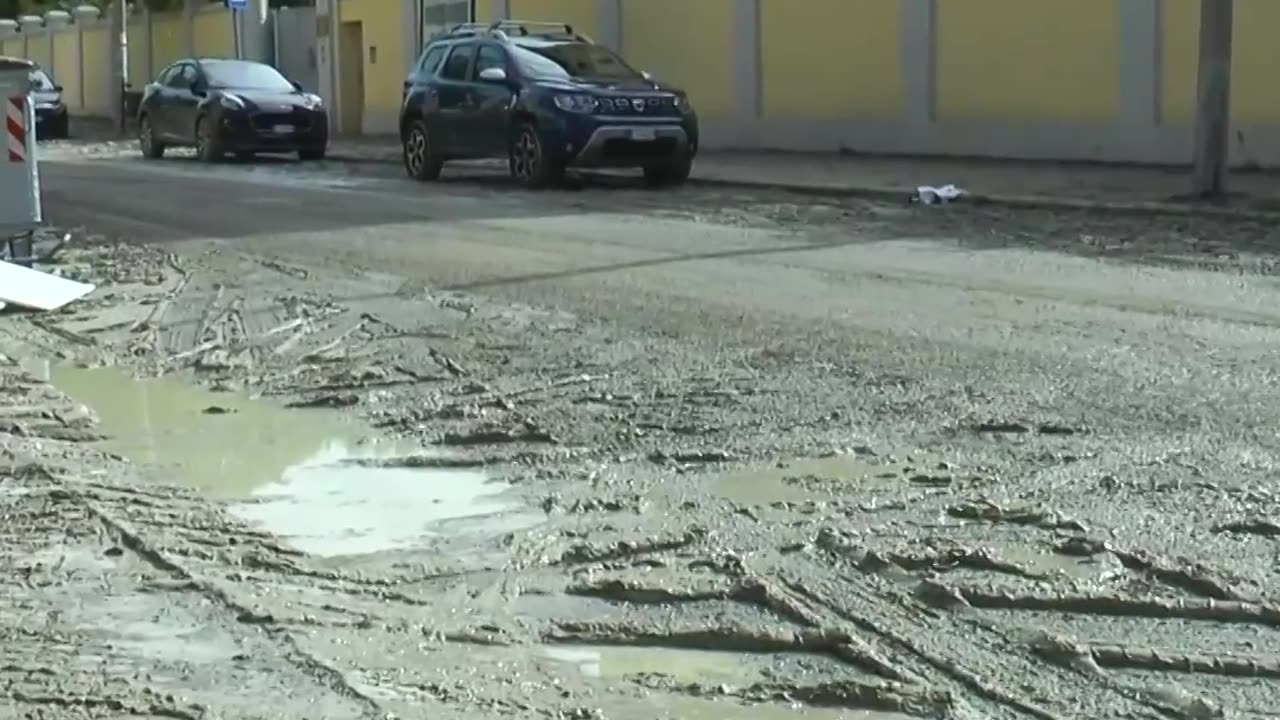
[631,98,645,112]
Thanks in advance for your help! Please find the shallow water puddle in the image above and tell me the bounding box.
[50,365,541,556]
[542,644,767,685]
[602,694,911,720]
[715,452,948,505]
[50,365,364,498]
[541,645,910,719]
[229,440,541,557]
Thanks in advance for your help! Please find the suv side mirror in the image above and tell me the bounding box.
[479,67,507,83]
[641,71,654,81]
[53,84,63,92]
[190,80,206,96]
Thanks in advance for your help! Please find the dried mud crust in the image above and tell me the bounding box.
[2,222,1280,719]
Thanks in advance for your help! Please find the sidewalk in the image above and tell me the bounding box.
[330,135,1280,217]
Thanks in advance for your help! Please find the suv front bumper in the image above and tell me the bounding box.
[546,114,699,168]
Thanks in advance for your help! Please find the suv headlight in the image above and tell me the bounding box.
[553,94,597,114]
[219,93,246,110]
[301,93,323,110]
[673,94,694,114]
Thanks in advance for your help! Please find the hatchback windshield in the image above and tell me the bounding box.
[510,42,640,81]
[201,60,294,91]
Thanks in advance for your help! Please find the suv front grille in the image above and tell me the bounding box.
[597,96,678,116]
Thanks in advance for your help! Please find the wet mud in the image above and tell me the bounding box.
[5,195,1280,720]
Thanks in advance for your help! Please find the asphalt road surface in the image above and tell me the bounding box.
[5,144,1280,719]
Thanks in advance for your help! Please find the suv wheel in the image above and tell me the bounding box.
[403,119,443,181]
[139,115,165,159]
[643,153,693,188]
[509,122,563,189]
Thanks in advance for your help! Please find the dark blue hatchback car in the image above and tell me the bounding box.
[399,21,699,188]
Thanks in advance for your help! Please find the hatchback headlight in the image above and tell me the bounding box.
[553,94,597,114]
[219,93,246,110]
[301,93,323,110]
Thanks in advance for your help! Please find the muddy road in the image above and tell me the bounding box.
[4,145,1280,719]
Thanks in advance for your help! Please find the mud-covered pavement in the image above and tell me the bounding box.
[4,143,1280,719]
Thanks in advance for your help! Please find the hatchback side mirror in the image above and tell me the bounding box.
[190,81,206,96]
[641,71,653,81]
[53,84,63,92]
[479,67,507,83]
[291,80,303,92]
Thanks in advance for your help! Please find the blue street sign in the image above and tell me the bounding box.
[227,0,246,10]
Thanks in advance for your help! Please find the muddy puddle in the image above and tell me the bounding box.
[716,452,951,505]
[48,364,542,557]
[230,440,543,557]
[597,695,911,720]
[542,644,774,685]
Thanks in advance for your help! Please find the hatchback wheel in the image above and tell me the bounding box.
[195,117,223,162]
[509,122,564,189]
[403,120,443,181]
[139,115,165,159]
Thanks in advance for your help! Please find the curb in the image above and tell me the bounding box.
[326,148,1280,222]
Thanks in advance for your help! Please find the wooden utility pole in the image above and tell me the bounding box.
[1190,0,1234,197]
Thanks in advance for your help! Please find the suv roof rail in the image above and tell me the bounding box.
[488,20,575,35]
[440,20,592,43]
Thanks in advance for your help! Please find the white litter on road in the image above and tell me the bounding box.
[0,261,94,310]
[913,184,966,205]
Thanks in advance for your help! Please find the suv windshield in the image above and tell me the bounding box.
[29,70,56,91]
[201,60,294,91]
[510,42,640,81]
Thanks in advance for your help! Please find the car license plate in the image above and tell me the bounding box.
[630,128,656,141]
[272,124,293,134]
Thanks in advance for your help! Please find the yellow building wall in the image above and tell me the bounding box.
[193,11,234,59]
[127,20,148,85]
[936,0,1120,122]
[1161,0,1280,124]
[82,26,109,114]
[25,36,49,69]
[508,0,600,40]
[759,0,902,118]
[339,0,405,120]
[1,37,21,60]
[151,13,185,75]
[473,0,495,23]
[620,0,735,116]
[51,31,79,110]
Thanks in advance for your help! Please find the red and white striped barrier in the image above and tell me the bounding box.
[6,96,26,163]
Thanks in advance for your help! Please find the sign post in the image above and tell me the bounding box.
[0,57,40,268]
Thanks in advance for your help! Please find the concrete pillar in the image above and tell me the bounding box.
[492,0,511,21]
[235,0,272,63]
[596,0,620,49]
[44,11,70,76]
[900,0,937,139]
[315,0,339,128]
[732,0,759,119]
[401,0,417,73]
[141,8,154,80]
[0,19,16,43]
[183,0,199,57]
[18,16,43,60]
[72,5,99,110]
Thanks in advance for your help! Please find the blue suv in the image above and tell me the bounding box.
[399,21,699,188]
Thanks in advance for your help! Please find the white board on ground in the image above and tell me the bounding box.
[0,261,94,310]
